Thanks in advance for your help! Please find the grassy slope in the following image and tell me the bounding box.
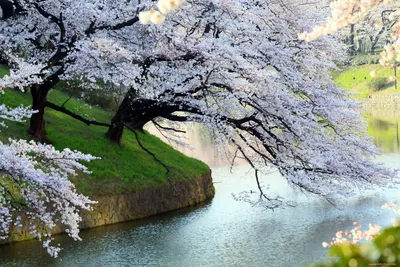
[0,67,209,196]
[332,64,398,98]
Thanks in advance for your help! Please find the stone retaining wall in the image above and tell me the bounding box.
[1,171,214,244]
[361,93,400,108]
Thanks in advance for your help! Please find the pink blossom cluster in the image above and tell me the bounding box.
[299,0,399,42]
[139,0,186,25]
[0,79,97,256]
[0,56,46,92]
[0,138,98,257]
[322,196,400,248]
[322,222,381,247]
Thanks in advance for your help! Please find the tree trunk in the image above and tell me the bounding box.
[105,105,148,144]
[106,87,185,144]
[106,88,149,144]
[29,84,50,142]
[105,122,125,144]
[348,24,356,56]
[106,90,131,144]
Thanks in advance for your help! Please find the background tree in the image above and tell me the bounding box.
[299,0,400,66]
[335,7,397,57]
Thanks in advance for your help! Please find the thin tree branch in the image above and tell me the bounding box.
[151,120,186,133]
[85,16,140,36]
[45,101,111,127]
[61,95,73,108]
[127,125,171,174]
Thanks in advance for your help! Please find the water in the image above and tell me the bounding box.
[365,108,400,153]
[0,109,400,267]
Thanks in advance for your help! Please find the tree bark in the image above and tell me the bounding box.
[106,88,193,144]
[106,115,148,144]
[105,88,142,143]
[29,84,51,142]
[105,121,125,144]
[348,24,356,56]
[105,101,150,144]
[106,95,174,143]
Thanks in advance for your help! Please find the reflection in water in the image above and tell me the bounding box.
[365,107,400,153]
[1,165,398,267]
[0,110,400,267]
[367,117,400,153]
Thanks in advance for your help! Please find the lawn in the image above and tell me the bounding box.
[332,64,399,98]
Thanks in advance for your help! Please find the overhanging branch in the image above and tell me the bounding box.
[161,113,189,122]
[45,101,111,127]
[85,17,139,36]
[151,120,186,133]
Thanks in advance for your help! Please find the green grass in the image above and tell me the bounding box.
[0,66,8,77]
[332,64,398,98]
[0,68,209,196]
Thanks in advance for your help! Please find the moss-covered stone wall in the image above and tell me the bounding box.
[361,93,400,108]
[1,171,215,244]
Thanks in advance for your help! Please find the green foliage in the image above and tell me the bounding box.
[349,54,381,66]
[0,68,209,196]
[308,226,400,267]
[368,77,388,91]
[0,65,9,77]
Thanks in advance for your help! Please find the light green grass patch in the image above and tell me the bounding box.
[333,64,398,98]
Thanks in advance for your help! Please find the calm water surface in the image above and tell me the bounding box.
[0,109,400,267]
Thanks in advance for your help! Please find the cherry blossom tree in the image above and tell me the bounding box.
[353,7,397,53]
[105,0,396,207]
[333,7,395,56]
[0,60,97,257]
[0,0,397,216]
[0,0,146,141]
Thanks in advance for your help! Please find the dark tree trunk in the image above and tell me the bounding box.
[106,116,148,144]
[0,0,15,20]
[105,121,125,144]
[29,84,51,142]
[348,24,356,56]
[105,100,150,144]
[125,117,148,131]
[106,88,143,144]
[105,88,180,144]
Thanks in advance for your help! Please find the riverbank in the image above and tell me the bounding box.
[2,171,214,244]
[0,67,215,245]
[331,63,400,107]
[359,92,400,108]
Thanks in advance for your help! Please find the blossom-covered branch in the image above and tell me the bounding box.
[299,0,400,68]
[0,139,98,257]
